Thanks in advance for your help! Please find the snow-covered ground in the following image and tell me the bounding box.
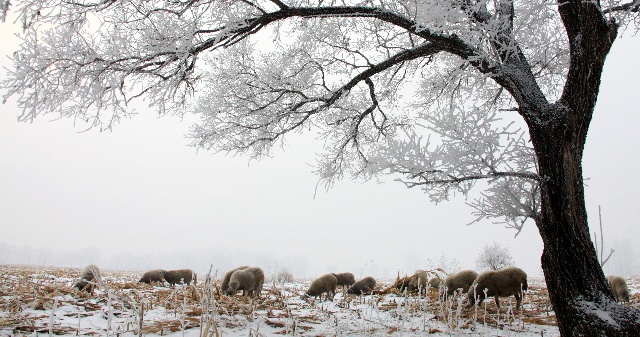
[1,265,636,336]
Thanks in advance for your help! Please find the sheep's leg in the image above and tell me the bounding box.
[515,293,522,310]
[494,296,500,308]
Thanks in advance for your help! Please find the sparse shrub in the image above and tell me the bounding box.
[275,268,294,283]
[425,253,460,275]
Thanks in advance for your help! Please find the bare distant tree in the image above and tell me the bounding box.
[475,242,515,271]
[2,1,640,335]
[593,206,615,267]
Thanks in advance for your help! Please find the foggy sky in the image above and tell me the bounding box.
[1,19,638,280]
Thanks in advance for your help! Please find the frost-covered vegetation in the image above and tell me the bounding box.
[5,264,633,336]
[475,242,515,271]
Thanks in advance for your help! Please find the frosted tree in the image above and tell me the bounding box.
[2,1,640,335]
[274,268,295,283]
[475,242,515,271]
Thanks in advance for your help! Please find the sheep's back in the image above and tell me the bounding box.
[81,264,101,281]
[475,267,526,297]
[247,267,265,284]
[230,269,256,290]
[166,269,194,285]
[348,276,376,294]
[222,266,250,290]
[332,272,355,286]
[445,270,478,294]
[140,269,165,283]
[308,274,338,296]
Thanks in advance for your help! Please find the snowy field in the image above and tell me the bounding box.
[1,265,638,337]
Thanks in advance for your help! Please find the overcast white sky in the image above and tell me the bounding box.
[1,18,638,280]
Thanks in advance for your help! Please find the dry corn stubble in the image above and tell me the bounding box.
[1,265,613,336]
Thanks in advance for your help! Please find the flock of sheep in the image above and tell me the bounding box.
[72,264,632,310]
[73,265,196,292]
[303,267,529,310]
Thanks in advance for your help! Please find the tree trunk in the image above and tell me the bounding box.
[532,120,640,335]
[520,3,640,335]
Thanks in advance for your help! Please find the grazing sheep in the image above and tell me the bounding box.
[407,270,429,292]
[429,277,442,290]
[226,268,260,297]
[467,266,528,310]
[388,273,411,292]
[139,269,167,284]
[347,277,377,295]
[246,267,265,297]
[221,266,250,294]
[332,272,356,288]
[386,270,428,293]
[74,264,101,293]
[305,274,338,300]
[442,270,478,297]
[164,269,196,286]
[607,275,631,302]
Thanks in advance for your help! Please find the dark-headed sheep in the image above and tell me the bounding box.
[305,274,338,301]
[442,270,478,297]
[607,275,630,302]
[226,267,264,297]
[467,266,528,310]
[74,264,101,293]
[221,266,250,294]
[164,269,196,286]
[347,277,377,295]
[332,272,356,288]
[139,269,167,284]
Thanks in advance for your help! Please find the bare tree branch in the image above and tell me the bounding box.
[603,0,640,14]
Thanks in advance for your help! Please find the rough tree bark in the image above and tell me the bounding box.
[528,2,640,335]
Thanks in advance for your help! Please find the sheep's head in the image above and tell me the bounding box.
[74,280,95,293]
[226,281,239,295]
[74,280,88,290]
[621,290,631,302]
[466,285,480,307]
[305,288,319,297]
